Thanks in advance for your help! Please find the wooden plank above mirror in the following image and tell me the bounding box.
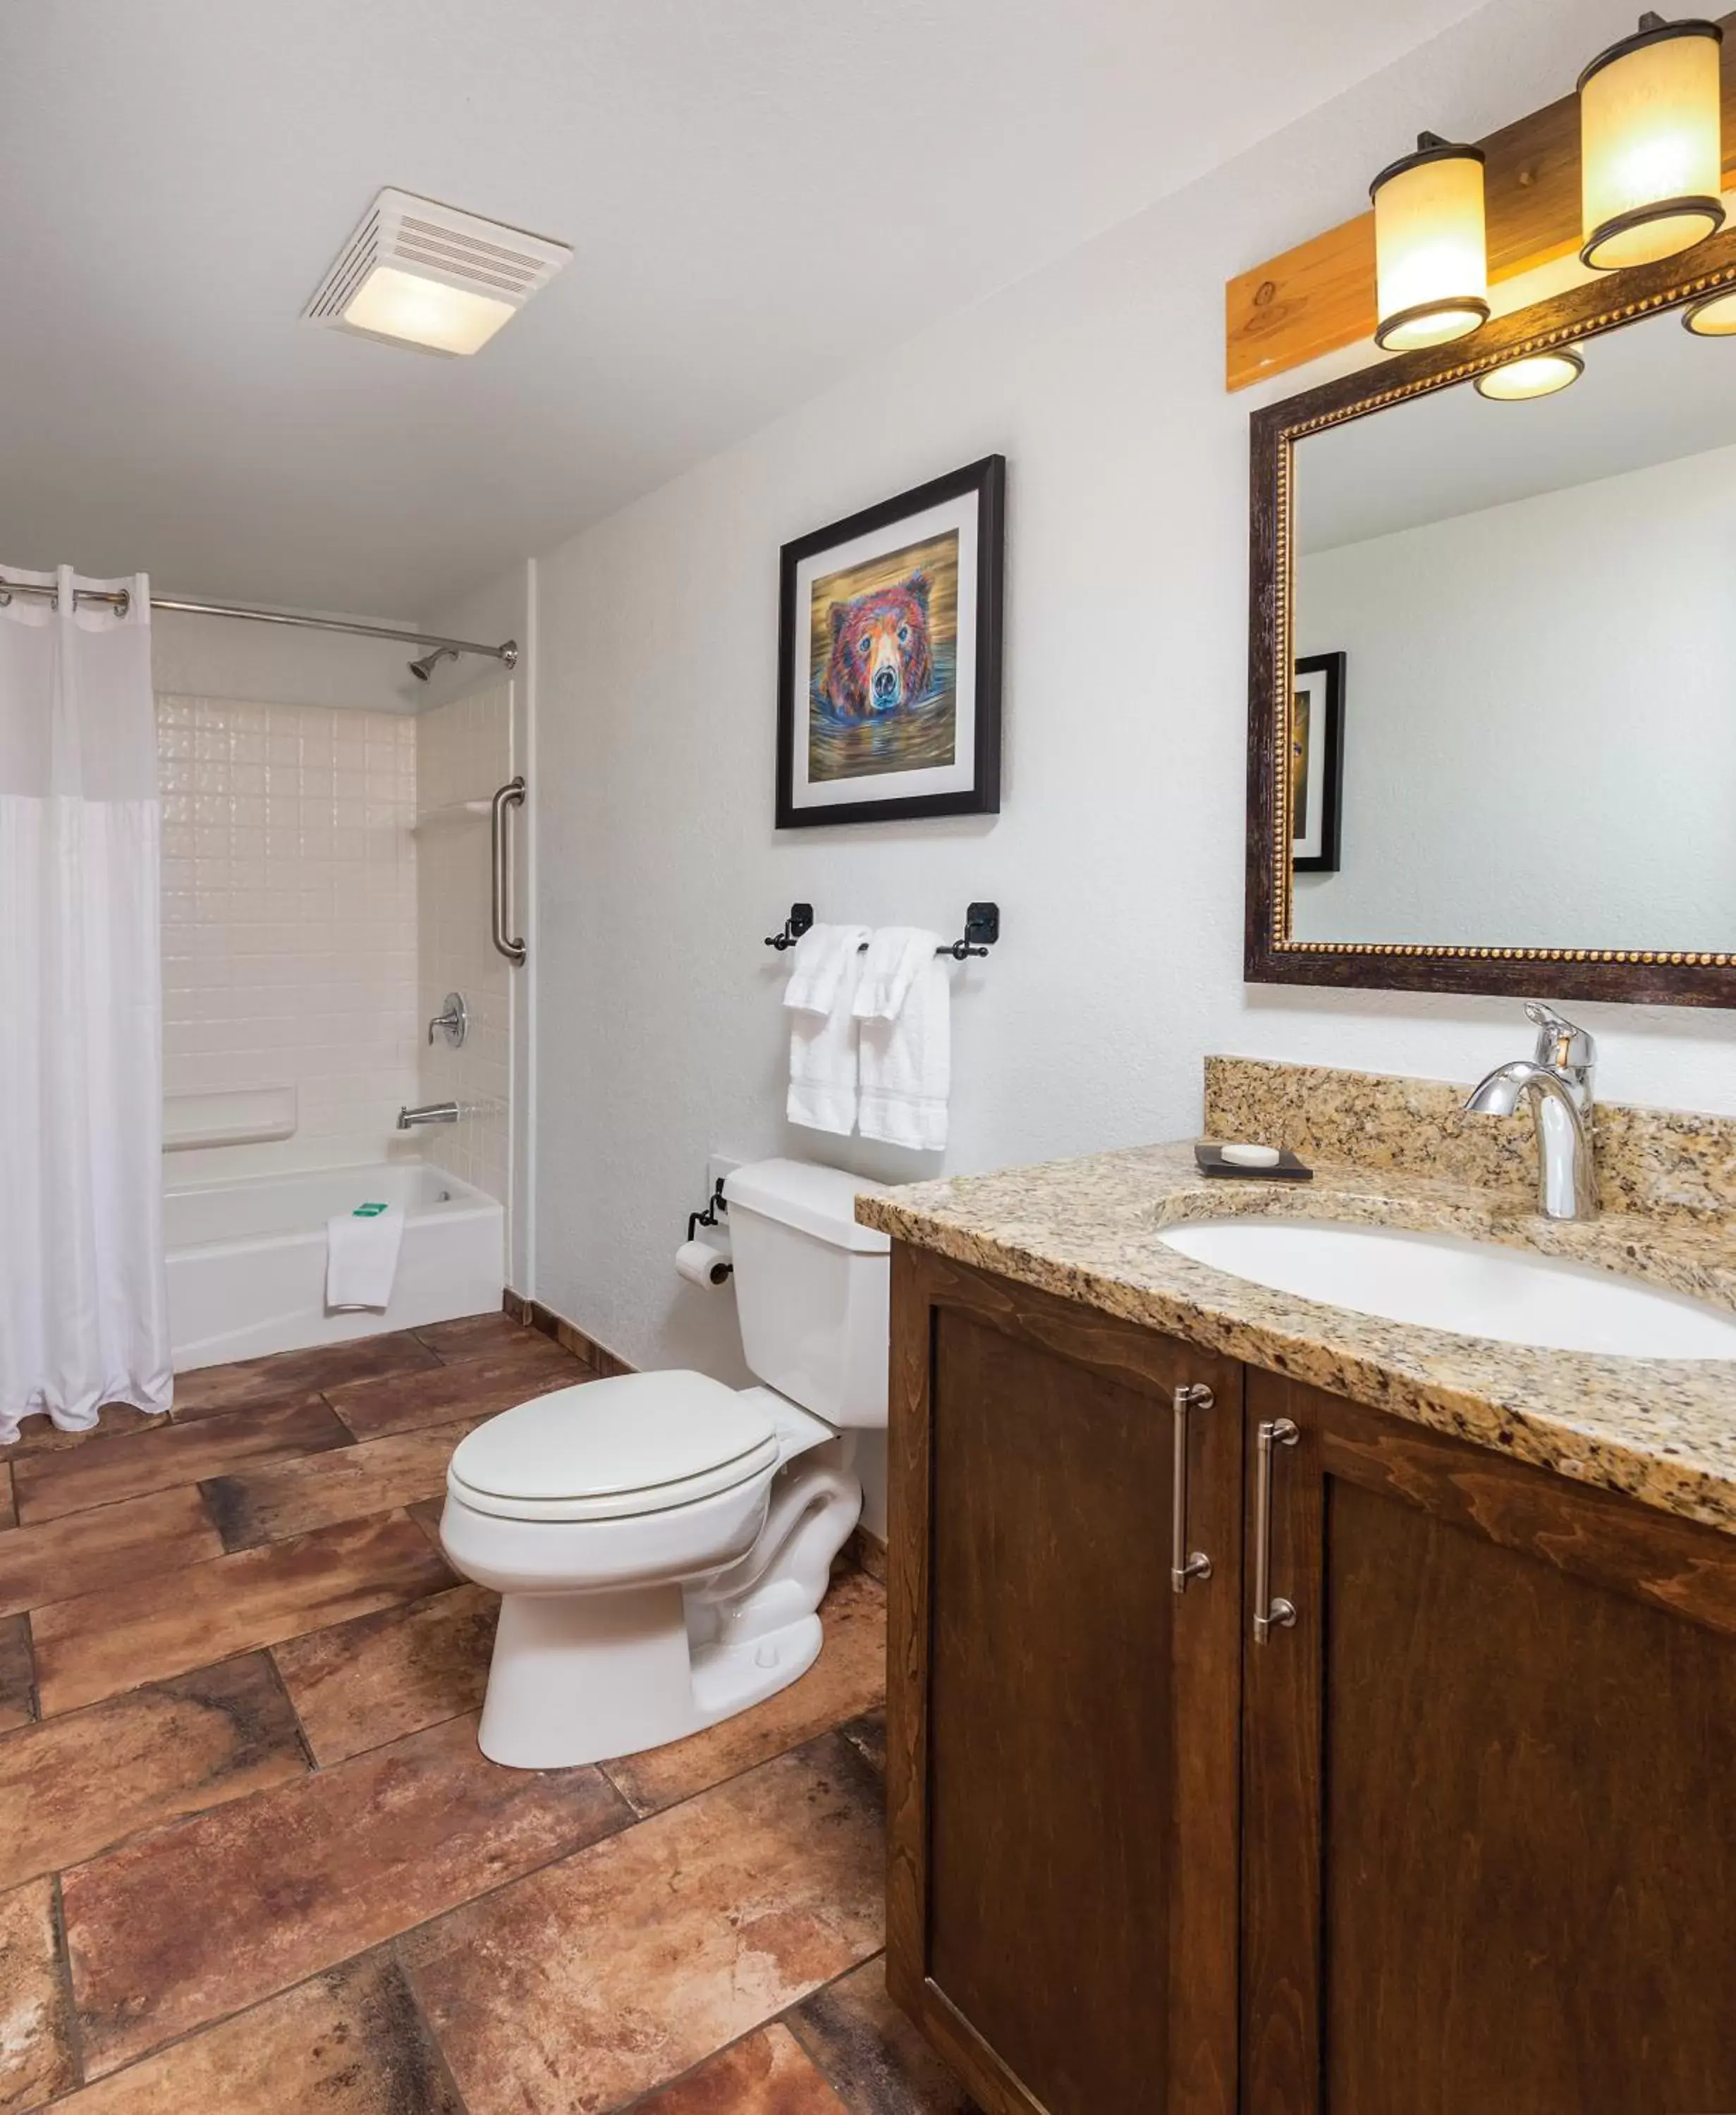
[1225,10,1736,393]
[1245,225,1736,1008]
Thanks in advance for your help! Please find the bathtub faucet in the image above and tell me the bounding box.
[397,1101,460,1129]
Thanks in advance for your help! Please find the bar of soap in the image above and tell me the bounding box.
[1219,1142,1281,1168]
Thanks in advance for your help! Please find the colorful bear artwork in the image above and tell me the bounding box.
[819,572,938,718]
[805,529,959,784]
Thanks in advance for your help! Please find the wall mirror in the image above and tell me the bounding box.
[1247,226,1736,1006]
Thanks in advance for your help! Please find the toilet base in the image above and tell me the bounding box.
[473,1445,858,1770]
[477,1588,826,1770]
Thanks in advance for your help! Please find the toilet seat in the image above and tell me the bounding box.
[448,1371,781,1524]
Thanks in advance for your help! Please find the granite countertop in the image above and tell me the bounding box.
[855,1134,1736,1539]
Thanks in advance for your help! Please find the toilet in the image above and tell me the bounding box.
[439,1158,888,1768]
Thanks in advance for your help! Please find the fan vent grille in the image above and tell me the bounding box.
[303,188,570,342]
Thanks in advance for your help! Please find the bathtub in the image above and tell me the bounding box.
[166,1161,505,1372]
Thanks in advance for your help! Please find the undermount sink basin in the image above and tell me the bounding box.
[1159,1217,1736,1359]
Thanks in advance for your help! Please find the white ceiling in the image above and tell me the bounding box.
[3,0,1484,618]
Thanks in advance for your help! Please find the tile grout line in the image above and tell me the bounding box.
[257,1636,324,1776]
[49,1868,92,2095]
[385,1934,479,2115]
[322,1385,365,1442]
[167,1390,324,1428]
[23,1607,40,1724]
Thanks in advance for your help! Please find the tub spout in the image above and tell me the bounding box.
[397,1101,460,1129]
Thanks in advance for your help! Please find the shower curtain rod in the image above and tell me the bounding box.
[0,574,518,669]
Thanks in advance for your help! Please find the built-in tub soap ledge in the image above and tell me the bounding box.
[162,1084,298,1152]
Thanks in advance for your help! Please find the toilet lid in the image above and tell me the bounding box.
[448,1371,780,1518]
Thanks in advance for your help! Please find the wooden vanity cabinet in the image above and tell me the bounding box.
[887,1244,1736,2115]
[1242,1371,1736,2115]
[885,1244,1246,2115]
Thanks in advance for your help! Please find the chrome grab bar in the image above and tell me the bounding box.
[1169,1383,1214,1593]
[491,776,526,966]
[1252,1416,1299,1642]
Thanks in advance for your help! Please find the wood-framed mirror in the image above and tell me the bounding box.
[1247,223,1736,1007]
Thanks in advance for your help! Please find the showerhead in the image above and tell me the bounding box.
[408,645,461,682]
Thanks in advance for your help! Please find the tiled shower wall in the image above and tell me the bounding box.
[415,682,513,1208]
[158,696,420,1182]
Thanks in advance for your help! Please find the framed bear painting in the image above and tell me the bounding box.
[775,455,1005,827]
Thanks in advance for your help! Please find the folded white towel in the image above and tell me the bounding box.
[784,923,871,1135]
[855,928,949,1151]
[326,1203,405,1311]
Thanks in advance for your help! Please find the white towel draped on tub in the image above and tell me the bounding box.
[784,923,872,1135]
[855,928,950,1151]
[326,1204,405,1311]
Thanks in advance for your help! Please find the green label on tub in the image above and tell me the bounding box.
[353,1203,389,1217]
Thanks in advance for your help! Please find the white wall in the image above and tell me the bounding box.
[517,0,1736,1533]
[151,609,429,715]
[1295,440,1736,951]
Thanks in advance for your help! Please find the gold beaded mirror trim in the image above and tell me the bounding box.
[1249,227,1736,1001]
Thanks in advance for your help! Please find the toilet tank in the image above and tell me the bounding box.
[723,1159,891,1428]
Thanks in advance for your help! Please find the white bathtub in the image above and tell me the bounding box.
[166,1161,505,1372]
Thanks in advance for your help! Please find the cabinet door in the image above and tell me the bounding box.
[1241,1371,1736,2115]
[886,1244,1244,2115]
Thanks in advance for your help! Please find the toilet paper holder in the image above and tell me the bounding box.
[686,1177,728,1245]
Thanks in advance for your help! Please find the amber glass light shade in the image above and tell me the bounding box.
[1580,14,1725,269]
[1683,286,1736,331]
[1371,135,1490,350]
[1474,350,1587,400]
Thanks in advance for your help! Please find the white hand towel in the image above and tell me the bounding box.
[325,1203,405,1311]
[784,923,871,1135]
[855,928,950,1151]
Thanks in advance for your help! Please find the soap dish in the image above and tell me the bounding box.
[1194,1141,1313,1182]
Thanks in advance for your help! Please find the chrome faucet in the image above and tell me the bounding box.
[397,1101,460,1130]
[1463,1003,1598,1220]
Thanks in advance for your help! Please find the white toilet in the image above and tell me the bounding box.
[439,1159,888,1768]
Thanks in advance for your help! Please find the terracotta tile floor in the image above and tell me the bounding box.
[0,1313,974,2115]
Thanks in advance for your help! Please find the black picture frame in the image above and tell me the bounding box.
[775,455,1005,828]
[1290,651,1345,875]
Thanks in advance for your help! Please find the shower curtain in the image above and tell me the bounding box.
[0,564,171,1443]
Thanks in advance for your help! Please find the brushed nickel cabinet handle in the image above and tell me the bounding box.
[491,776,526,966]
[1170,1383,1215,1593]
[1253,1416,1300,1642]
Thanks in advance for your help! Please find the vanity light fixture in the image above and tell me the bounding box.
[1682,286,1736,331]
[302,188,572,356]
[1473,348,1586,400]
[1369,132,1490,350]
[1579,13,1725,271]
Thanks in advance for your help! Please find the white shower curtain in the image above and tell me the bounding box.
[0,563,171,1442]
